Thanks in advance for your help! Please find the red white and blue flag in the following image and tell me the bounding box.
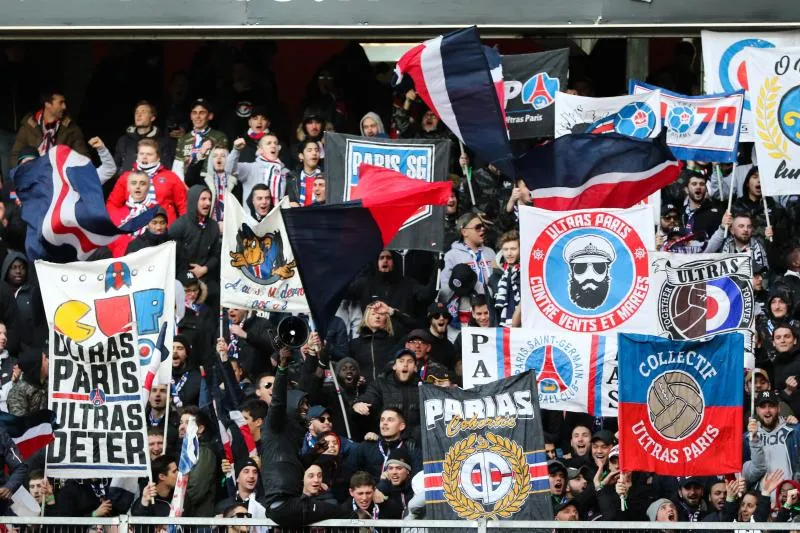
[0,410,57,459]
[517,132,681,211]
[393,26,515,177]
[460,328,618,417]
[9,146,154,262]
[618,332,743,476]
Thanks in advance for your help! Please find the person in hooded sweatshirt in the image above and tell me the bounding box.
[440,212,495,296]
[757,288,800,370]
[168,184,221,309]
[260,348,347,526]
[743,391,800,485]
[0,251,45,347]
[359,112,388,139]
[126,207,170,255]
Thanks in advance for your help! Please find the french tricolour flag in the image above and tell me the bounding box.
[394,26,514,177]
[0,410,57,459]
[10,146,154,263]
[518,132,682,211]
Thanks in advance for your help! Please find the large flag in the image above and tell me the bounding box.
[36,242,176,391]
[517,132,681,211]
[461,327,618,416]
[744,46,800,196]
[501,49,569,139]
[221,196,309,312]
[421,372,552,523]
[519,205,655,333]
[9,145,154,262]
[47,329,149,478]
[630,80,744,163]
[170,415,199,521]
[701,30,800,141]
[644,252,756,368]
[324,133,451,252]
[393,26,514,177]
[618,332,743,476]
[0,410,57,459]
[554,91,662,139]
[283,164,450,337]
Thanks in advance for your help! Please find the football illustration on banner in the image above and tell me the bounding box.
[647,371,705,440]
[521,206,653,333]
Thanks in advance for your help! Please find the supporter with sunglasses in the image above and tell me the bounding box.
[301,405,354,456]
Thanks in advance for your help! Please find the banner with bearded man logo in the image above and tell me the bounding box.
[520,205,655,333]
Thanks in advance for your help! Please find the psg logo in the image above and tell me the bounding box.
[521,338,582,405]
[654,257,754,339]
[647,371,705,441]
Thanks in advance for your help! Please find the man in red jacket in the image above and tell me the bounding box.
[107,138,187,226]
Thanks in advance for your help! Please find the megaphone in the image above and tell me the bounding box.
[274,316,310,349]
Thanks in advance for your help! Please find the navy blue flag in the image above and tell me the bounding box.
[394,26,514,177]
[518,132,681,211]
[9,146,154,262]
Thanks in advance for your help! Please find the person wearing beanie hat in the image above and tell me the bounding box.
[375,446,414,513]
[125,206,171,255]
[647,498,678,522]
[170,335,201,408]
[426,301,456,368]
[214,457,266,519]
[237,105,272,163]
[7,338,48,416]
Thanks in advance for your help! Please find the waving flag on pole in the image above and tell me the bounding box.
[393,26,514,177]
[169,416,199,522]
[0,410,57,459]
[517,132,682,210]
[9,145,155,262]
[284,164,450,337]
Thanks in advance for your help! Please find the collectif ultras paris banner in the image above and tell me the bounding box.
[519,205,656,333]
[324,132,451,252]
[618,333,743,476]
[47,330,149,478]
[460,327,618,417]
[420,371,552,524]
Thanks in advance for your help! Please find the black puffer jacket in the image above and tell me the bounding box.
[222,314,276,379]
[348,327,398,384]
[260,371,309,506]
[358,368,421,438]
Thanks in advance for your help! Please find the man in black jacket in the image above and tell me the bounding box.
[223,308,276,379]
[168,184,221,308]
[171,335,201,408]
[113,101,175,172]
[0,425,27,515]
[352,349,422,440]
[261,349,346,526]
[346,407,421,480]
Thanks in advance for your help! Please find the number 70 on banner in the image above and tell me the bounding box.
[659,101,738,137]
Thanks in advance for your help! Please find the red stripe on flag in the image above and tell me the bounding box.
[51,392,88,401]
[533,163,681,211]
[424,475,443,488]
[587,335,599,416]
[15,434,54,460]
[51,146,96,252]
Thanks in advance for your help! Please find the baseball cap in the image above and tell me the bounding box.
[678,476,704,488]
[567,465,589,480]
[548,459,567,476]
[554,499,579,515]
[425,364,453,384]
[590,429,616,445]
[427,301,453,320]
[307,405,330,420]
[189,98,213,113]
[745,368,770,384]
[394,348,416,361]
[755,390,779,406]
[661,203,680,217]
[405,329,435,345]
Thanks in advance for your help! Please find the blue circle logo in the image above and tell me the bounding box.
[779,85,800,147]
[719,38,776,111]
[667,105,695,135]
[524,344,574,395]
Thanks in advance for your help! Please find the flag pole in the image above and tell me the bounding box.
[163,391,170,457]
[309,317,352,439]
[725,163,737,237]
[714,164,725,202]
[751,369,756,418]
[459,141,476,207]
[762,195,773,242]
[40,445,48,516]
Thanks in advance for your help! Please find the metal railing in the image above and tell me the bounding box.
[0,516,799,532]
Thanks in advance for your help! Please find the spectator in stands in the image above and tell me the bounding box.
[563,424,592,467]
[440,213,495,296]
[241,399,267,454]
[222,308,275,380]
[28,470,55,511]
[347,407,421,480]
[682,171,723,240]
[554,500,580,521]
[253,371,275,405]
[706,212,771,270]
[744,390,799,483]
[647,498,678,523]
[132,455,177,517]
[126,207,170,255]
[348,300,398,384]
[147,426,164,460]
[403,329,435,381]
[178,407,218,517]
[359,112,387,139]
[758,290,800,364]
[353,351,422,439]
[671,477,708,521]
[1,251,45,347]
[216,457,266,519]
[184,142,240,229]
[173,99,228,180]
[489,230,520,326]
[55,478,118,517]
[8,340,47,416]
[375,446,414,513]
[425,302,455,369]
[393,90,452,142]
[11,88,88,165]
[146,384,179,453]
[171,335,201,408]
[286,139,322,207]
[108,138,187,226]
[236,106,272,164]
[341,471,402,520]
[246,184,273,222]
[771,323,800,391]
[733,167,787,247]
[169,185,221,307]
[228,133,288,208]
[312,174,326,205]
[702,479,729,521]
[114,101,174,172]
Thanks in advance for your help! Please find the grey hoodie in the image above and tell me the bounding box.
[359,112,387,137]
[440,240,496,295]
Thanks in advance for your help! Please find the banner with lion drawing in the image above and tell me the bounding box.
[420,371,552,523]
[745,46,800,196]
[221,196,309,313]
